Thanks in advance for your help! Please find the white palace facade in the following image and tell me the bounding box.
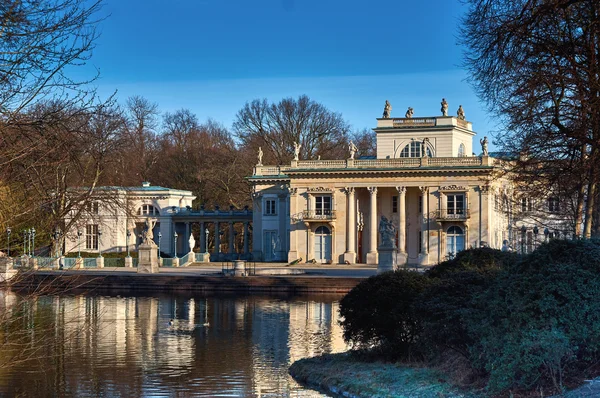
[249,114,568,266]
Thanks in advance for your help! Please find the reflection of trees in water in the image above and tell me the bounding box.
[0,292,347,397]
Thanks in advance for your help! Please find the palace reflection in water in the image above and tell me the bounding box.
[0,290,347,397]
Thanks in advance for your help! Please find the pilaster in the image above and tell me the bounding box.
[366,186,378,265]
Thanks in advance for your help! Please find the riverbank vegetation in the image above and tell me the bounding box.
[329,239,600,397]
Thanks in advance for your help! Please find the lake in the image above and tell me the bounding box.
[0,290,348,397]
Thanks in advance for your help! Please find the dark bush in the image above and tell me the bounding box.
[339,270,432,359]
[466,239,600,394]
[426,246,519,279]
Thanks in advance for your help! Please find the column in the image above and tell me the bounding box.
[366,187,378,265]
[214,222,220,256]
[278,193,288,260]
[229,221,235,255]
[200,221,205,253]
[343,187,356,264]
[305,222,313,261]
[396,186,407,254]
[185,222,191,253]
[288,188,299,262]
[243,222,249,255]
[420,186,429,264]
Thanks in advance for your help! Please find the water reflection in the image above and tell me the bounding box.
[0,290,348,397]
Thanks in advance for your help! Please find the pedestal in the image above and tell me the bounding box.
[377,246,396,273]
[197,252,211,263]
[172,258,180,267]
[366,251,379,265]
[233,260,246,277]
[0,258,18,282]
[124,256,133,268]
[137,243,159,273]
[96,256,104,269]
[342,252,356,264]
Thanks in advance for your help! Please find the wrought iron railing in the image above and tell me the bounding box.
[435,209,471,220]
[302,210,336,221]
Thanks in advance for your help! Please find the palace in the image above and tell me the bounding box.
[61,106,571,266]
[249,111,570,266]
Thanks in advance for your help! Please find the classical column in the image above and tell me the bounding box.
[420,186,429,261]
[243,222,249,255]
[305,222,313,261]
[288,188,299,262]
[343,187,356,264]
[200,221,205,253]
[185,222,191,253]
[229,221,235,255]
[396,186,407,254]
[214,222,220,256]
[366,187,378,265]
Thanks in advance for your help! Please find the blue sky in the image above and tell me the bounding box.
[82,0,499,146]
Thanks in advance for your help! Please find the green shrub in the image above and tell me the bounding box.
[339,270,432,359]
[466,239,600,394]
[426,247,519,279]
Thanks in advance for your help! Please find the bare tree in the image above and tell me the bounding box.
[233,95,351,164]
[461,0,600,237]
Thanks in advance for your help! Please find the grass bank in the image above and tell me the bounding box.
[289,352,480,398]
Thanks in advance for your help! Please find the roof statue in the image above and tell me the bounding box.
[457,105,466,120]
[480,136,489,156]
[383,100,392,118]
[257,147,263,166]
[348,140,358,160]
[441,98,448,116]
[293,142,301,161]
[405,107,414,118]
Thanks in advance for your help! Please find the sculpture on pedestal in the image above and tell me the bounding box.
[480,136,489,156]
[293,142,301,161]
[141,218,157,246]
[405,107,414,118]
[378,216,396,248]
[188,234,196,253]
[348,140,358,159]
[441,98,448,116]
[457,105,466,120]
[383,100,392,118]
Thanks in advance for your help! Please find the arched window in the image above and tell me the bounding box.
[446,226,465,257]
[399,141,433,158]
[138,204,159,216]
[458,143,465,157]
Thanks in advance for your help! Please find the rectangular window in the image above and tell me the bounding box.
[521,197,533,212]
[86,224,98,250]
[264,199,276,215]
[548,197,560,213]
[87,201,99,214]
[447,194,465,215]
[418,231,422,253]
[419,196,422,214]
[315,195,332,216]
[392,196,398,213]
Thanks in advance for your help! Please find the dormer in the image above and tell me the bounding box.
[374,116,476,159]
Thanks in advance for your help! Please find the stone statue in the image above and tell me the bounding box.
[293,141,301,161]
[422,138,430,158]
[378,216,396,248]
[480,136,489,156]
[383,100,392,118]
[457,105,466,120]
[405,107,414,118]
[141,217,156,246]
[257,147,263,166]
[441,98,448,116]
[348,140,358,159]
[188,234,196,253]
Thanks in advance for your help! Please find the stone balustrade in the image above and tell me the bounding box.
[253,156,491,176]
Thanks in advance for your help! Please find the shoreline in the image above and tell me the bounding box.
[7,270,365,294]
[289,352,479,398]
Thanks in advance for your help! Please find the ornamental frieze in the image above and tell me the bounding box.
[439,185,468,192]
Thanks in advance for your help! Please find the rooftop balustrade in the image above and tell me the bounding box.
[253,156,491,177]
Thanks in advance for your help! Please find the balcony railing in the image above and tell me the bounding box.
[302,210,336,221]
[435,209,471,221]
